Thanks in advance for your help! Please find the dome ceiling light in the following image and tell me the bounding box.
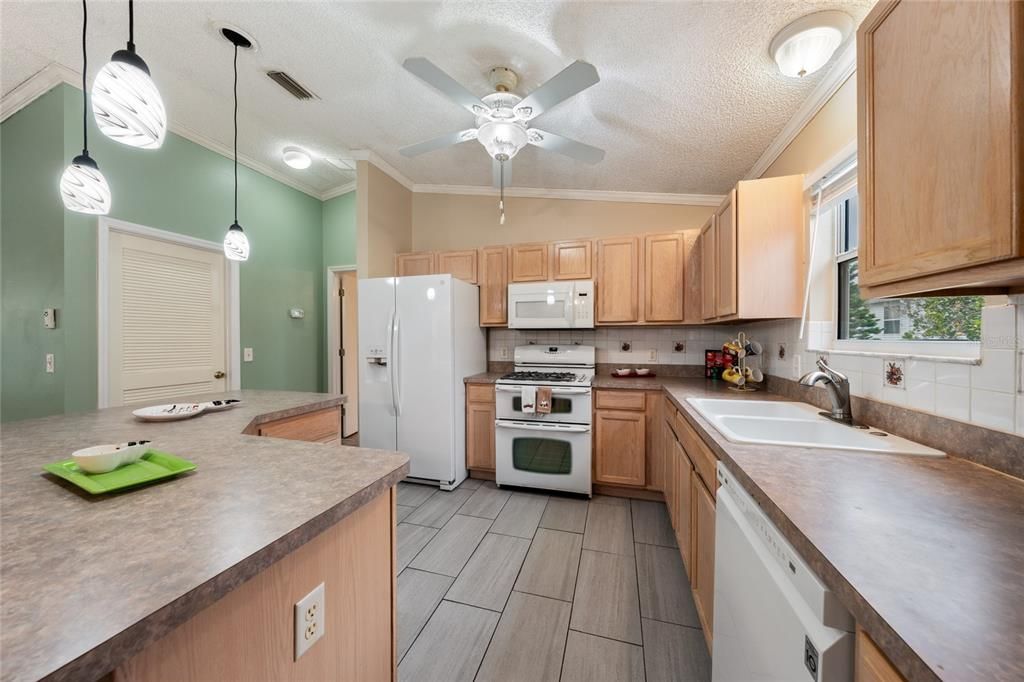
[92,0,167,149]
[282,146,312,170]
[770,11,853,78]
[61,0,111,215]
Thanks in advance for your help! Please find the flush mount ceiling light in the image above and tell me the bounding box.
[92,0,167,148]
[282,146,312,170]
[770,11,853,78]
[222,28,252,262]
[61,0,111,215]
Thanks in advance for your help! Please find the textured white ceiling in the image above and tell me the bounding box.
[0,1,874,196]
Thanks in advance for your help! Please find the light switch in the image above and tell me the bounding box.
[45,354,55,373]
[43,308,56,329]
[244,347,254,362]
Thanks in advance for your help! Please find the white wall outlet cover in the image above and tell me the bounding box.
[243,347,254,362]
[43,308,56,329]
[647,349,658,362]
[289,308,305,319]
[45,353,55,374]
[295,582,325,660]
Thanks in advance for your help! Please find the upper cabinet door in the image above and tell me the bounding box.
[436,249,479,284]
[479,246,509,326]
[552,240,593,280]
[395,251,435,277]
[715,191,737,318]
[700,217,717,321]
[595,236,640,323]
[509,243,551,282]
[682,229,704,325]
[858,0,1021,289]
[643,232,685,323]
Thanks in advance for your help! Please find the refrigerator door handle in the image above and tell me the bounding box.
[392,314,402,417]
[385,309,396,415]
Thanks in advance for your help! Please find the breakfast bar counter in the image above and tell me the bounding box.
[0,390,409,682]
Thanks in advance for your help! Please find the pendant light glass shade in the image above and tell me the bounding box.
[92,50,167,149]
[223,222,249,261]
[60,153,111,215]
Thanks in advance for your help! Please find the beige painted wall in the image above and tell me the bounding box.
[411,193,715,251]
[356,161,412,277]
[761,75,857,180]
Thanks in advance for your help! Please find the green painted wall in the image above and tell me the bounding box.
[1,84,341,421]
[322,190,357,270]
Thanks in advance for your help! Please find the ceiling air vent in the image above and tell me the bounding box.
[266,70,318,100]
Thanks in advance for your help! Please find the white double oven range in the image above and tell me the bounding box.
[494,345,594,496]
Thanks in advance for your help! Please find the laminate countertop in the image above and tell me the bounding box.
[658,380,1023,682]
[0,390,409,682]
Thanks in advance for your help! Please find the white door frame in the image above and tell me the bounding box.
[97,217,241,408]
[325,265,357,395]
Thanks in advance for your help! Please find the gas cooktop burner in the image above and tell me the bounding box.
[500,371,580,382]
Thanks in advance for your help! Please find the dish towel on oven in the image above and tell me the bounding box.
[536,387,552,414]
[521,386,537,414]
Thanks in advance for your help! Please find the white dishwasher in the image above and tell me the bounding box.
[713,462,854,682]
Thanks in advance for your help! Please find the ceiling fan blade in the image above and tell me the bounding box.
[492,158,511,188]
[399,129,478,158]
[402,58,489,117]
[514,61,599,121]
[527,129,605,164]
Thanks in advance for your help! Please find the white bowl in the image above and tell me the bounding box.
[614,368,633,376]
[636,368,651,376]
[72,442,150,474]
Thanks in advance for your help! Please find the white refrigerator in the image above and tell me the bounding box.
[358,274,486,490]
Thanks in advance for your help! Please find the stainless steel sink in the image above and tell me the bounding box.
[686,398,944,457]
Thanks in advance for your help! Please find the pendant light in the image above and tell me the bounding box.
[222,29,251,262]
[92,0,167,148]
[61,0,111,215]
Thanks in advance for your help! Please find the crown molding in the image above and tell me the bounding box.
[349,149,415,190]
[321,181,357,200]
[744,38,857,180]
[0,62,335,201]
[411,184,725,206]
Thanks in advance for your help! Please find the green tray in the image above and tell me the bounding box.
[43,450,196,495]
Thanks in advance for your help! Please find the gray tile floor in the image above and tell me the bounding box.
[396,479,711,682]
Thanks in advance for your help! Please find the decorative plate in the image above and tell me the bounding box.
[132,403,206,422]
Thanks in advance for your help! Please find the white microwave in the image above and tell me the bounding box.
[507,280,594,329]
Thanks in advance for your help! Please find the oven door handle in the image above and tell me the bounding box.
[494,386,590,395]
[495,420,591,433]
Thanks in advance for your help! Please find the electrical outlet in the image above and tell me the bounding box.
[646,349,658,362]
[243,347,254,362]
[295,583,325,660]
[45,353,55,374]
[498,347,511,361]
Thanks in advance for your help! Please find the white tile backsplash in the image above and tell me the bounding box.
[743,302,1022,436]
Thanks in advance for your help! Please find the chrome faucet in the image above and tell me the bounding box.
[799,358,856,425]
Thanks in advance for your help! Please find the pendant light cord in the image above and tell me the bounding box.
[81,0,88,154]
[233,43,239,225]
[127,0,135,52]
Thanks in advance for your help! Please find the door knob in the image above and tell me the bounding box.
[214,371,226,379]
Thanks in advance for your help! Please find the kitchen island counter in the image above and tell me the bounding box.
[0,390,408,682]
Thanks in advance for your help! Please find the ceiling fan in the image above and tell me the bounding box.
[399,57,605,223]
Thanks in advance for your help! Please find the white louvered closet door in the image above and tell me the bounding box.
[108,232,227,406]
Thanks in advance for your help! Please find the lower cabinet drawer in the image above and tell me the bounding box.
[258,407,341,443]
[595,389,647,411]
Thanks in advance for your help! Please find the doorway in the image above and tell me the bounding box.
[99,218,239,408]
[327,267,359,438]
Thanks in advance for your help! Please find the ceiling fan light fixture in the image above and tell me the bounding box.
[92,0,167,148]
[477,121,528,161]
[282,146,312,169]
[770,10,852,78]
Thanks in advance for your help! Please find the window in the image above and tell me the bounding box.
[833,191,983,346]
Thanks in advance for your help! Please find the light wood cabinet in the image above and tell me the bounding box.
[465,383,496,471]
[595,236,641,324]
[510,243,551,282]
[857,0,1024,298]
[395,251,435,277]
[436,249,478,284]
[701,175,804,321]
[692,476,715,644]
[552,240,593,280]
[644,232,686,323]
[593,389,647,487]
[855,626,906,682]
[699,217,716,321]
[674,435,694,574]
[257,407,341,445]
[683,229,704,325]
[479,246,509,326]
[715,191,737,318]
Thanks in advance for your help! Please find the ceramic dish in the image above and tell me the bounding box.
[45,450,196,495]
[613,368,634,376]
[71,441,152,474]
[132,403,205,422]
[636,368,651,376]
[202,399,243,412]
